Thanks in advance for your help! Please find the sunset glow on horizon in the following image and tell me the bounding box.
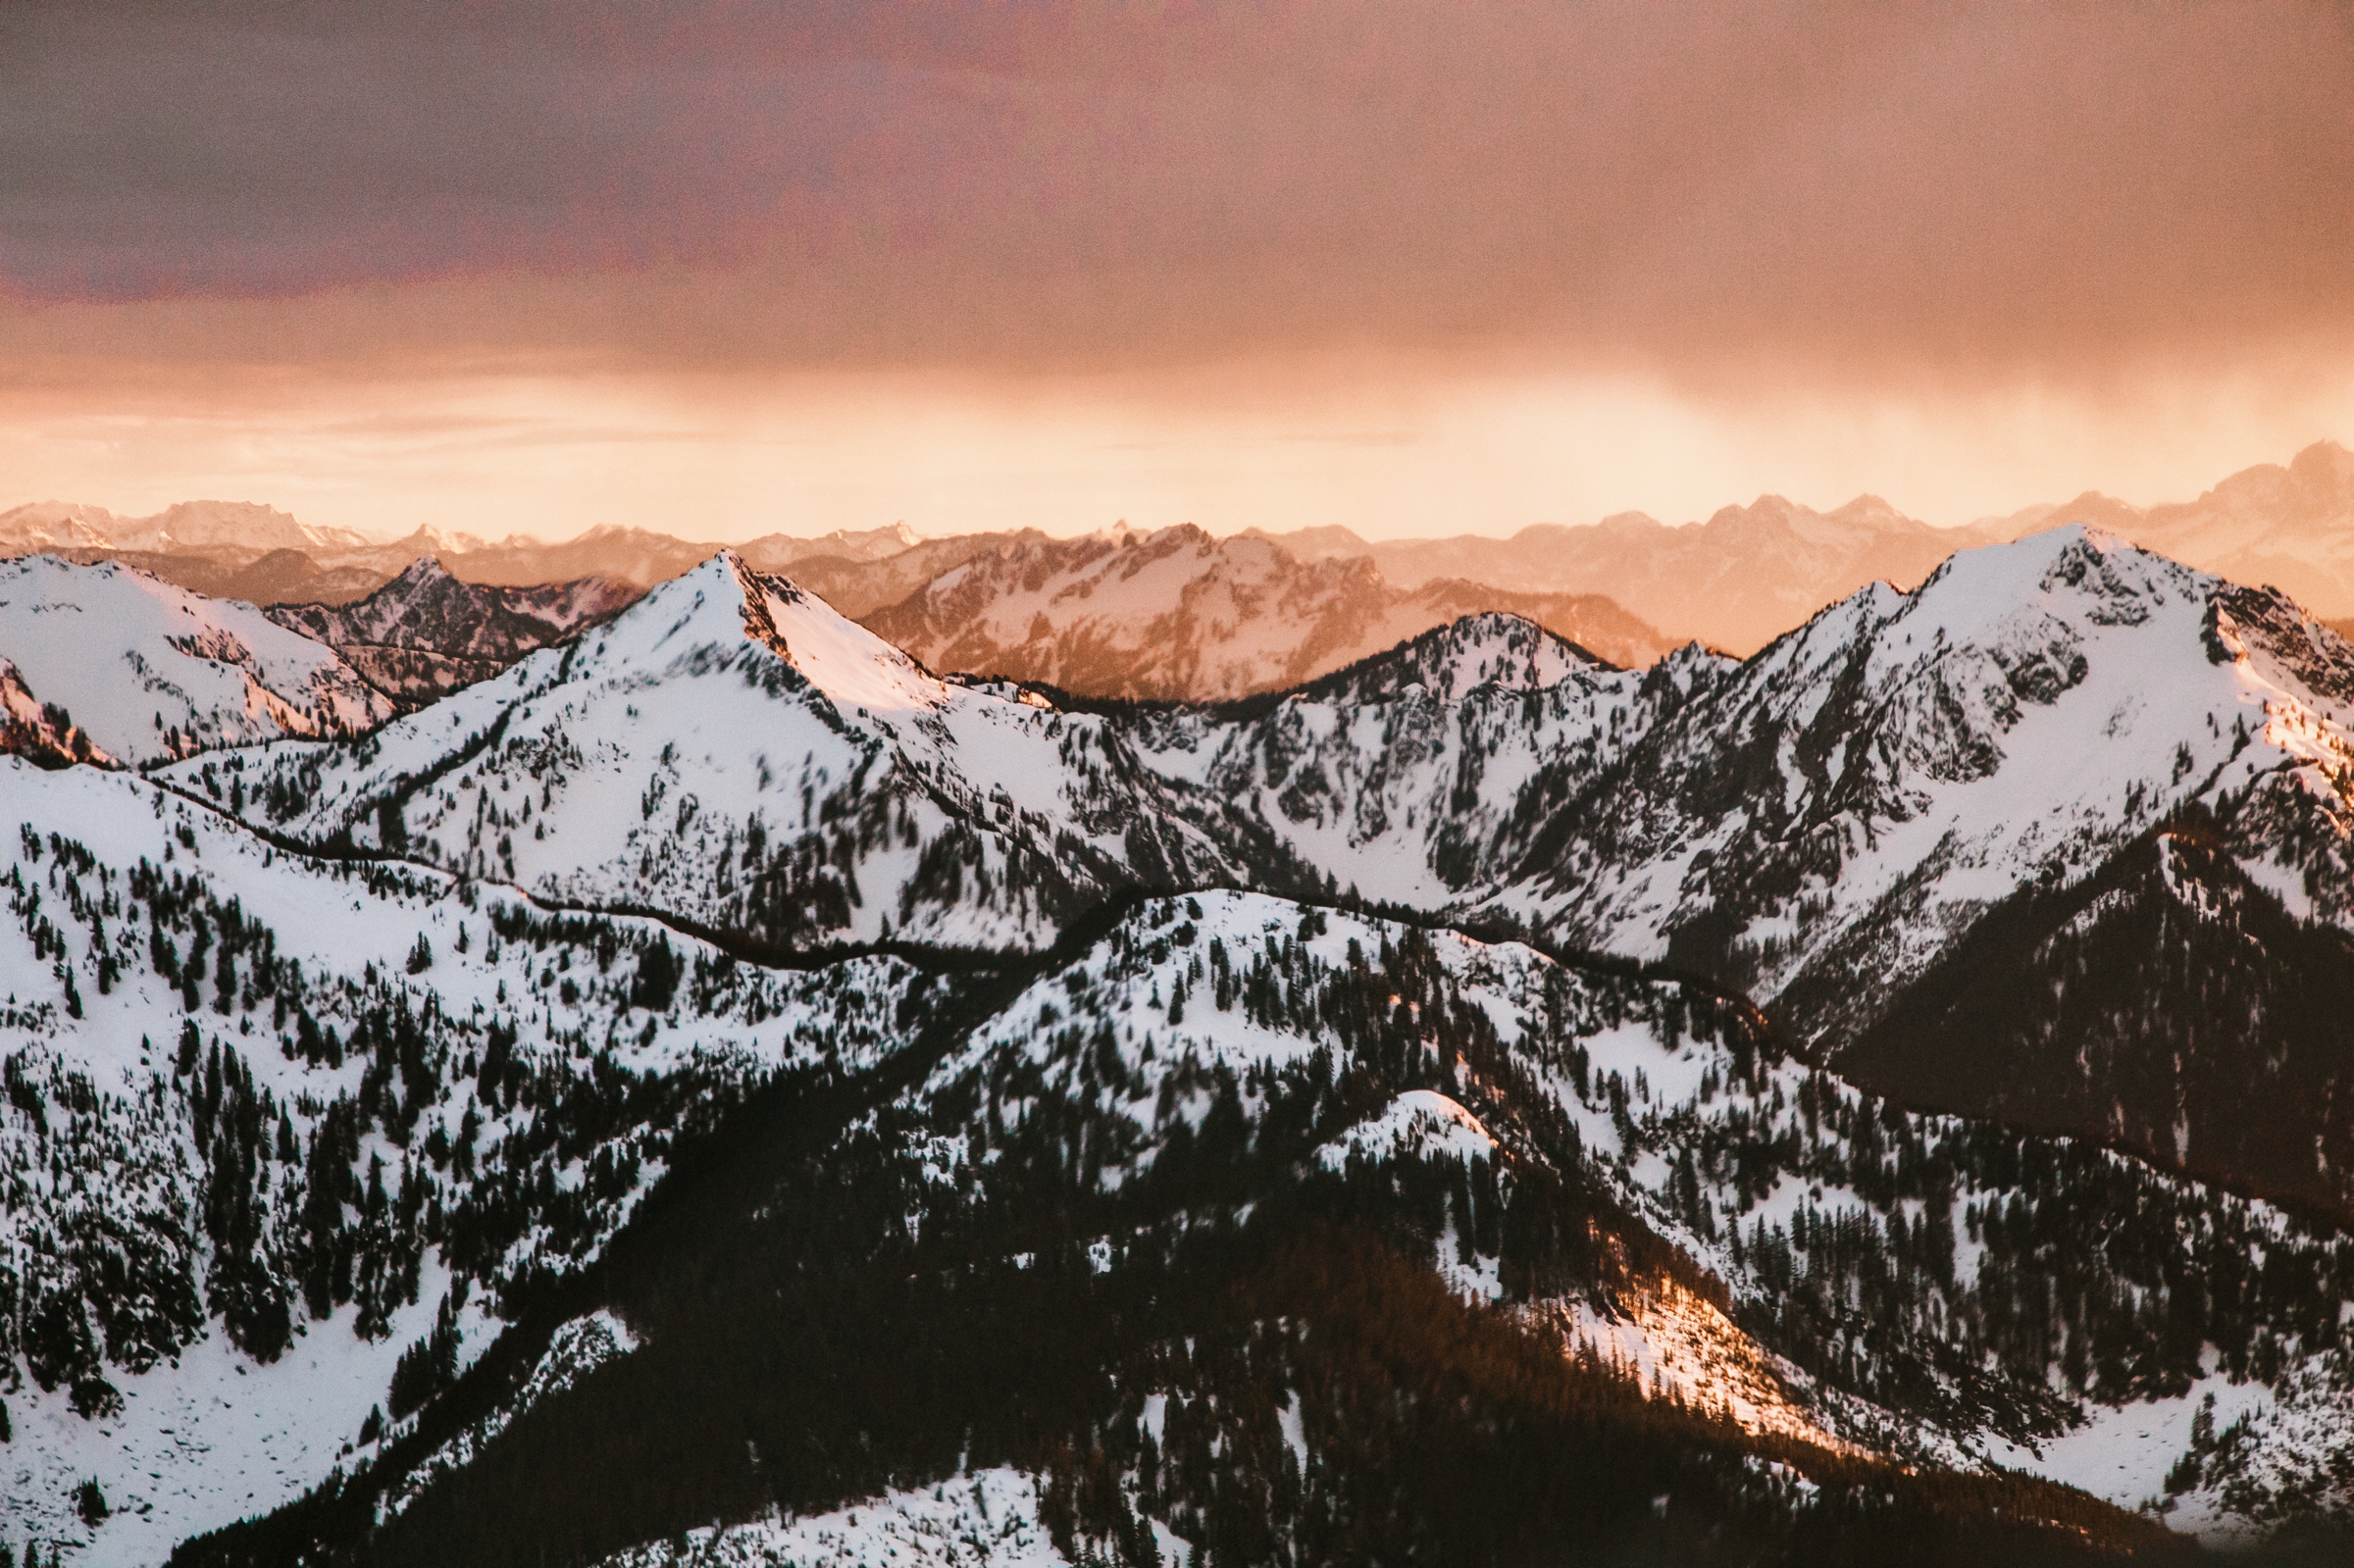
[6,1,2352,542]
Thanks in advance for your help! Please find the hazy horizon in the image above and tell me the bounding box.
[8,429,2345,553]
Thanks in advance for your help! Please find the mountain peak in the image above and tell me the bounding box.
[2289,437,2354,492]
[1291,609,1606,706]
[722,552,946,714]
[390,554,456,585]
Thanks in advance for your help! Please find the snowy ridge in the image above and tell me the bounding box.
[591,1468,1072,1568]
[907,889,2354,1542]
[0,758,935,1561]
[177,552,1255,951]
[384,1309,640,1518]
[732,554,947,715]
[0,557,391,767]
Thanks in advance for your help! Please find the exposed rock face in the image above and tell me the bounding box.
[266,557,641,705]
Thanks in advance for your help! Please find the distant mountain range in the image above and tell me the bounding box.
[5,439,2352,693]
[864,524,1674,699]
[1246,493,1971,654]
[1247,441,2354,653]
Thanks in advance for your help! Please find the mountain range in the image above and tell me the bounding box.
[6,517,2354,1561]
[863,523,1673,699]
[1247,492,1974,654]
[11,440,2352,688]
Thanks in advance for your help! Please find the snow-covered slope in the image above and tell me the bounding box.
[191,553,1254,950]
[0,556,392,767]
[895,889,2354,1543]
[0,758,935,1563]
[139,884,2351,1566]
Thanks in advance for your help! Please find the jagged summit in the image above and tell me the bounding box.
[266,555,639,706]
[722,551,947,715]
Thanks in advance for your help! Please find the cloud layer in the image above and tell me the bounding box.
[8,1,2352,381]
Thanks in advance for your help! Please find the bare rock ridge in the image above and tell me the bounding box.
[266,557,641,706]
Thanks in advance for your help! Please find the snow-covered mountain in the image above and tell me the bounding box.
[193,552,1258,951]
[0,557,391,767]
[863,523,1672,699]
[0,758,935,1561]
[18,523,2354,1563]
[1151,527,2354,1212]
[183,527,2354,1216]
[266,559,640,707]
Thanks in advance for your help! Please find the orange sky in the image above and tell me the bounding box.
[5,2,2352,541]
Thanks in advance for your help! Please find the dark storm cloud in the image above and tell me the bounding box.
[6,1,2352,378]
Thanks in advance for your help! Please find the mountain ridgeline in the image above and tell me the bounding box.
[2,523,2354,1564]
[266,559,641,708]
[12,438,2354,685]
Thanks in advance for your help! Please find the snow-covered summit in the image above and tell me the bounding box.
[1281,610,1611,706]
[188,551,1254,949]
[0,554,391,766]
[1496,524,2354,1033]
[725,552,947,715]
